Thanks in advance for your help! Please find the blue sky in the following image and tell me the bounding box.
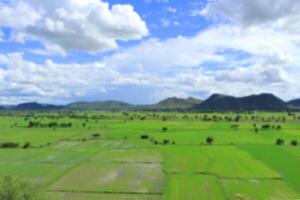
[0,0,300,104]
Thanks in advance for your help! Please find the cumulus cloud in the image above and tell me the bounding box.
[1,20,300,104]
[0,0,148,54]
[0,52,153,104]
[201,0,300,29]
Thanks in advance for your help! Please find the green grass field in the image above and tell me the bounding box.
[0,111,300,199]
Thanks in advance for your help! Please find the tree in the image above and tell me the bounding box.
[206,136,214,145]
[291,140,298,146]
[163,139,170,145]
[140,134,149,139]
[275,138,284,145]
[261,124,271,129]
[0,142,19,148]
[23,142,31,149]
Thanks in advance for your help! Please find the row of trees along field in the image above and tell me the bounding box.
[1,111,300,122]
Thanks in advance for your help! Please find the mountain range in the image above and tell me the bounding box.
[66,101,134,110]
[1,93,300,112]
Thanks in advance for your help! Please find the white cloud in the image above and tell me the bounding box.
[166,6,177,13]
[0,30,3,41]
[0,52,154,104]
[0,1,41,28]
[0,0,148,53]
[29,44,67,56]
[97,22,300,101]
[0,30,299,104]
[160,18,171,27]
[202,0,300,30]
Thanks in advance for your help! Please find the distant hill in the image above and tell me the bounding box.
[1,93,297,112]
[66,100,134,110]
[14,102,64,111]
[288,99,300,108]
[194,93,287,111]
[141,97,202,111]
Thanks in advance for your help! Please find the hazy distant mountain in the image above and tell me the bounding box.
[194,93,287,111]
[288,99,300,108]
[14,102,64,111]
[141,97,202,110]
[66,100,134,110]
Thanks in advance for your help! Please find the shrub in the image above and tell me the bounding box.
[140,134,149,140]
[140,116,146,120]
[163,139,170,145]
[162,127,168,132]
[291,140,298,146]
[275,138,284,145]
[23,142,31,149]
[48,122,58,128]
[0,142,19,148]
[161,117,167,121]
[261,124,271,129]
[206,136,214,145]
[0,176,49,200]
[92,133,100,138]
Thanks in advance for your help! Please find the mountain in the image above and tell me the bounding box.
[0,93,296,111]
[14,102,64,111]
[194,93,287,111]
[141,97,202,111]
[66,100,134,110]
[288,99,300,108]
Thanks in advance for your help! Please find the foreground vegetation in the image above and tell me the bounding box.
[0,111,300,199]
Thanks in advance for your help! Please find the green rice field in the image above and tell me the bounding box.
[0,111,300,199]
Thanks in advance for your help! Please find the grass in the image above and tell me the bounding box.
[162,146,280,178]
[221,179,300,199]
[163,175,226,200]
[49,192,162,200]
[90,149,163,163]
[240,144,300,192]
[49,163,165,193]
